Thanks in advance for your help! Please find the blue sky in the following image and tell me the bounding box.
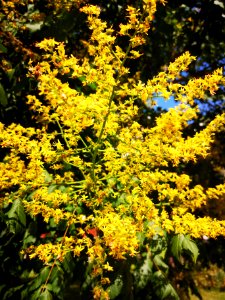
[155,96,177,110]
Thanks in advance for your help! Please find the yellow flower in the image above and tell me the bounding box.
[103,262,113,271]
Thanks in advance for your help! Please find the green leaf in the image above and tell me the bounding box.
[29,288,43,300]
[0,284,6,294]
[134,252,153,290]
[26,276,42,294]
[0,43,7,53]
[152,270,164,281]
[61,252,75,274]
[162,283,179,300]
[0,83,8,107]
[39,289,53,300]
[171,234,184,262]
[78,75,86,82]
[171,234,199,263]
[6,199,26,234]
[6,68,15,81]
[152,271,179,300]
[26,22,43,32]
[49,271,62,295]
[20,269,36,281]
[153,254,169,272]
[48,184,57,193]
[22,224,37,248]
[40,267,51,282]
[2,284,24,300]
[88,82,97,91]
[48,266,60,282]
[107,275,123,299]
[43,169,52,183]
[136,232,145,245]
[182,235,199,263]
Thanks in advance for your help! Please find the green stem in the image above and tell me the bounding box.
[91,85,116,184]
[56,119,70,149]
[90,12,146,186]
[79,134,89,149]
[40,209,76,296]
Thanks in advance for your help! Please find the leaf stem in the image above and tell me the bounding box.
[56,119,70,149]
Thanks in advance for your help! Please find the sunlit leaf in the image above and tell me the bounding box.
[108,275,123,299]
[171,234,199,263]
[153,254,169,272]
[182,235,199,263]
[162,283,179,300]
[171,234,184,262]
[39,289,53,300]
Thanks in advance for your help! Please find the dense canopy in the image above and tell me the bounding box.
[0,1,225,299]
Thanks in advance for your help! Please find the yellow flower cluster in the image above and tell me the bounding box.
[1,1,225,298]
[119,1,166,48]
[95,209,139,259]
[161,211,225,238]
[28,243,65,263]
